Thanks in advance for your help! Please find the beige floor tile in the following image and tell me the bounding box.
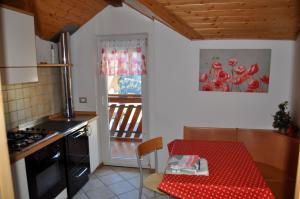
[78,166,164,199]
[153,195,171,199]
[84,186,116,199]
[118,189,147,199]
[82,177,105,192]
[73,190,89,199]
[95,167,116,178]
[142,188,156,199]
[98,173,124,186]
[127,177,140,189]
[89,173,100,180]
[115,169,139,180]
[108,181,135,195]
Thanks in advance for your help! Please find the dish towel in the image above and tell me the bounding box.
[165,155,209,176]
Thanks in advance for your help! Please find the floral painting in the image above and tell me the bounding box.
[199,49,271,93]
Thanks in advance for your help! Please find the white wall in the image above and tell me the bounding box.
[35,36,58,64]
[71,5,296,170]
[71,6,155,164]
[71,6,154,112]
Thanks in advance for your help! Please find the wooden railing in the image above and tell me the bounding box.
[108,94,142,141]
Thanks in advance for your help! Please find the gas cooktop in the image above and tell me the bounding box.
[7,130,49,151]
[7,120,87,152]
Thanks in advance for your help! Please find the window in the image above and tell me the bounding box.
[107,75,141,95]
[100,37,146,95]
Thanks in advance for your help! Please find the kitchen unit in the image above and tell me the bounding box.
[0,5,102,199]
[0,7,38,84]
[9,114,100,199]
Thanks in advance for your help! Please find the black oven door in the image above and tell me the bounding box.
[25,139,66,199]
[66,127,89,167]
[66,126,90,197]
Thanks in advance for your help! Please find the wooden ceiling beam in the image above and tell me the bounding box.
[125,0,182,32]
[189,21,299,30]
[199,34,298,40]
[158,0,297,6]
[0,0,34,13]
[104,0,124,7]
[165,2,297,12]
[182,16,300,23]
[174,8,298,18]
[136,0,201,40]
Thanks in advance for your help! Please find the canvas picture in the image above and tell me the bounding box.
[199,49,271,93]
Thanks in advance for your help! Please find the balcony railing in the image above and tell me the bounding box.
[108,94,142,141]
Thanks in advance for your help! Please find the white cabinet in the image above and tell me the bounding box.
[88,119,101,173]
[0,7,38,84]
[11,159,30,199]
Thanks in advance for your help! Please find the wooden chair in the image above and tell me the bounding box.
[136,137,166,199]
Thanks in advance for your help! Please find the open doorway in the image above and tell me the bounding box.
[98,35,148,167]
[107,75,143,159]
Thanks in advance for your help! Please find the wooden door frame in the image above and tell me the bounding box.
[295,146,300,199]
[96,34,150,167]
[0,81,14,198]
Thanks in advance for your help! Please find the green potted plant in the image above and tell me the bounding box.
[273,101,298,136]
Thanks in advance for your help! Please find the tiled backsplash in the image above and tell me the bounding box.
[2,68,62,129]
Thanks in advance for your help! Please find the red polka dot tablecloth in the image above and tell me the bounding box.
[158,140,275,199]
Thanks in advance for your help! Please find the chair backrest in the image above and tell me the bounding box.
[136,137,163,158]
[136,137,163,174]
[183,126,237,142]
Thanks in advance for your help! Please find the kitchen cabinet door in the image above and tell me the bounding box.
[0,7,38,84]
[88,119,100,173]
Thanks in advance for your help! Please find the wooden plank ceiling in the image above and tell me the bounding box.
[134,0,300,40]
[1,0,300,40]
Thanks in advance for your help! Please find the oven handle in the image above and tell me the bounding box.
[72,130,86,139]
[37,151,61,169]
[51,152,61,160]
[74,167,88,178]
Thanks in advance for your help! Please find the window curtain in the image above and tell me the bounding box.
[100,38,147,75]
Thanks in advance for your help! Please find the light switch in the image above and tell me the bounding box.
[79,97,87,103]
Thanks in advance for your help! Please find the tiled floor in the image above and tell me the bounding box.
[73,166,170,199]
[111,140,141,159]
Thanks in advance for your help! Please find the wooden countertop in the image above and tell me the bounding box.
[49,111,98,123]
[10,111,98,163]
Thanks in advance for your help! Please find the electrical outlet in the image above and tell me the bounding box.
[79,97,87,103]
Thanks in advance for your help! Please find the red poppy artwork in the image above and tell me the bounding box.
[199,49,271,93]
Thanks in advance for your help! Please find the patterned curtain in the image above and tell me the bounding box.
[100,38,147,75]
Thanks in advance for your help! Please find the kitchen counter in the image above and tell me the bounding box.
[49,111,98,123]
[9,111,98,163]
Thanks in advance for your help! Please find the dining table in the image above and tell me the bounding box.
[158,139,275,199]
